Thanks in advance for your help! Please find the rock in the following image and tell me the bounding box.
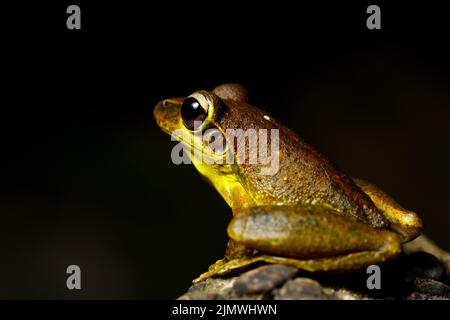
[403,235,450,280]
[409,277,450,298]
[274,278,327,300]
[178,278,236,300]
[406,252,446,281]
[233,265,298,296]
[178,235,450,300]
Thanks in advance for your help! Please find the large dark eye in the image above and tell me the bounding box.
[181,97,208,130]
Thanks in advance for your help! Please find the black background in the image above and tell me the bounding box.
[1,2,450,299]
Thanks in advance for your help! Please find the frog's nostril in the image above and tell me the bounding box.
[161,100,169,108]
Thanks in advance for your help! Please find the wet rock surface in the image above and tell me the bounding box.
[178,235,450,300]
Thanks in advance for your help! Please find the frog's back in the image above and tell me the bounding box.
[218,99,388,229]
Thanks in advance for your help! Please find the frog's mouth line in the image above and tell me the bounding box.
[169,130,234,170]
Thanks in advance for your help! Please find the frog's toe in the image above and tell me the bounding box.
[192,260,228,283]
[207,258,226,271]
[192,256,265,283]
[192,271,213,284]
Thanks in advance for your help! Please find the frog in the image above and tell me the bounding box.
[153,83,423,283]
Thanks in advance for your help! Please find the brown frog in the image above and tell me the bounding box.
[154,83,423,283]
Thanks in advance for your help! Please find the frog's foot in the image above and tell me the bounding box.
[192,256,264,283]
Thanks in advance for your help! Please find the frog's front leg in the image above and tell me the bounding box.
[194,205,401,283]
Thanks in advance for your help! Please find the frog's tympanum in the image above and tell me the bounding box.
[154,83,423,283]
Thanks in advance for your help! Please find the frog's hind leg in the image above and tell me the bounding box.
[194,205,401,283]
[353,178,423,242]
[228,205,401,272]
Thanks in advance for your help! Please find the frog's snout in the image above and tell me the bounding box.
[153,97,184,133]
[153,97,181,120]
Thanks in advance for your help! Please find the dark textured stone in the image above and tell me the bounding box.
[403,235,450,279]
[178,278,236,300]
[407,252,446,281]
[275,278,327,300]
[411,277,450,298]
[233,265,298,296]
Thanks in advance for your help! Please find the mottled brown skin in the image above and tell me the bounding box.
[215,93,388,228]
[154,83,423,283]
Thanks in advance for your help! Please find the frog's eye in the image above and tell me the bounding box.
[181,97,208,131]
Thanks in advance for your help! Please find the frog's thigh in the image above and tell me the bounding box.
[352,178,422,242]
[227,205,401,272]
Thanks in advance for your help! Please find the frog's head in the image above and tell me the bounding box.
[154,83,282,210]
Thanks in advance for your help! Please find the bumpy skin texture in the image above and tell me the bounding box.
[154,83,423,283]
[215,95,388,228]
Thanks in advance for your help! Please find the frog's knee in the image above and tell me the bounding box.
[227,216,247,243]
[352,177,423,242]
[390,209,423,242]
[380,230,402,261]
